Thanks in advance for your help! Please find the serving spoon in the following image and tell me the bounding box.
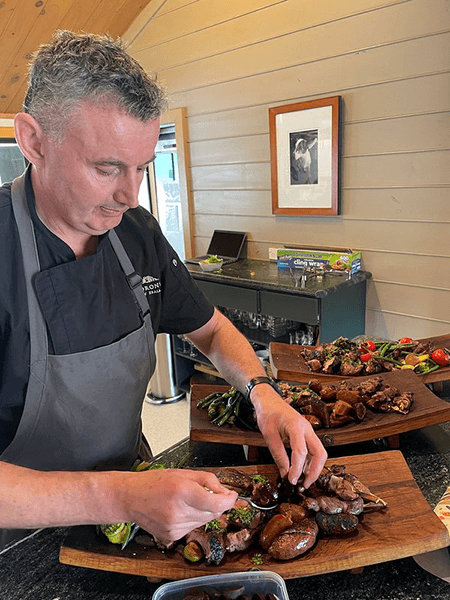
[236,495,279,511]
[121,494,279,550]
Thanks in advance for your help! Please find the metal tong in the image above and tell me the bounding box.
[121,524,141,550]
[289,267,306,288]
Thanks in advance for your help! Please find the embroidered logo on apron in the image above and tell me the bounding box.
[142,275,161,296]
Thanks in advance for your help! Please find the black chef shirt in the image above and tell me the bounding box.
[0,168,214,453]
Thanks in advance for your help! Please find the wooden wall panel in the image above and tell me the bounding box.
[131,0,409,70]
[149,0,445,93]
[186,74,450,142]
[366,283,450,323]
[169,34,450,112]
[194,190,273,216]
[125,0,450,339]
[189,115,449,167]
[366,308,450,339]
[127,0,282,52]
[344,152,449,188]
[157,0,198,17]
[191,213,449,256]
[343,73,450,123]
[189,134,269,166]
[190,151,450,192]
[192,188,450,224]
[362,253,450,290]
[343,114,449,156]
[341,188,450,222]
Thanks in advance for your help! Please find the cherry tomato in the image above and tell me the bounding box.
[365,340,376,352]
[360,352,372,362]
[399,337,412,344]
[431,349,450,367]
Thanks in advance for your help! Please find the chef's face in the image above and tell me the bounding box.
[34,100,160,236]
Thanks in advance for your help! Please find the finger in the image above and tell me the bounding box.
[286,428,308,485]
[266,432,290,479]
[187,470,235,495]
[302,436,328,488]
[200,472,237,495]
[185,483,237,515]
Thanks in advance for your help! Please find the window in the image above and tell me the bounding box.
[146,108,194,262]
[0,115,26,184]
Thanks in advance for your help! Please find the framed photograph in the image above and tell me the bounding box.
[269,96,341,215]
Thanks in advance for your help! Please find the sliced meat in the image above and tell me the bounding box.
[323,356,341,374]
[364,359,383,374]
[392,392,414,413]
[267,518,319,559]
[304,495,364,515]
[278,503,310,522]
[340,360,364,376]
[335,389,362,405]
[226,528,258,553]
[259,513,293,551]
[215,468,254,494]
[315,511,359,535]
[185,528,226,565]
[319,385,337,401]
[355,376,384,395]
[353,402,367,421]
[252,478,279,508]
[307,359,322,372]
[317,472,359,501]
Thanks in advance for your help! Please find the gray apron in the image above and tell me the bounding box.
[1,174,156,472]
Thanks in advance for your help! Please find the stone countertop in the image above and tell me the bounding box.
[186,259,372,298]
[1,384,448,600]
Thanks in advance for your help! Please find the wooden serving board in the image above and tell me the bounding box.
[190,370,450,447]
[59,452,449,580]
[269,333,450,384]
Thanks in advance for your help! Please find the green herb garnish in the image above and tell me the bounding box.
[229,505,258,527]
[205,519,226,532]
[252,474,269,484]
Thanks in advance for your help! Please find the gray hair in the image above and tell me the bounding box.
[23,30,168,141]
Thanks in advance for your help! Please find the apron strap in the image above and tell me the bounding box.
[108,229,151,320]
[11,174,48,374]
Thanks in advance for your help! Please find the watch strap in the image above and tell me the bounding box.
[244,376,281,401]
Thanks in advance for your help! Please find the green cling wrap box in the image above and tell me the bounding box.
[277,247,362,274]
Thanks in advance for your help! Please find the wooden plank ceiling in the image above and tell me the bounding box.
[0,0,154,115]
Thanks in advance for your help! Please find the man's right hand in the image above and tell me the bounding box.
[118,468,238,542]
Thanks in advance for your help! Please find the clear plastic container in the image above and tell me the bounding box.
[152,571,290,600]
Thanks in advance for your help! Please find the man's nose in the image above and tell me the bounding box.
[114,173,142,208]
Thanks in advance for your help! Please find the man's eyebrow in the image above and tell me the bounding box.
[95,156,156,167]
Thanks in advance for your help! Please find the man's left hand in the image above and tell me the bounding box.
[250,386,327,488]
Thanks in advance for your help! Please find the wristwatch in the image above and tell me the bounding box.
[244,376,282,401]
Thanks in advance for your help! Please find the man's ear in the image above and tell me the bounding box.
[14,113,46,166]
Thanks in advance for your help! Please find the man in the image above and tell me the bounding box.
[0,31,327,544]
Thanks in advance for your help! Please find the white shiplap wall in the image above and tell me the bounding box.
[124,0,450,340]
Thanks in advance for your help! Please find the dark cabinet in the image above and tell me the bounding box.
[173,259,371,390]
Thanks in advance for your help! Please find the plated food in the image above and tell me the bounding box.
[190,370,450,447]
[269,334,450,385]
[278,375,413,430]
[196,375,414,432]
[60,453,450,579]
[199,255,223,272]
[300,336,446,377]
[99,464,386,565]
